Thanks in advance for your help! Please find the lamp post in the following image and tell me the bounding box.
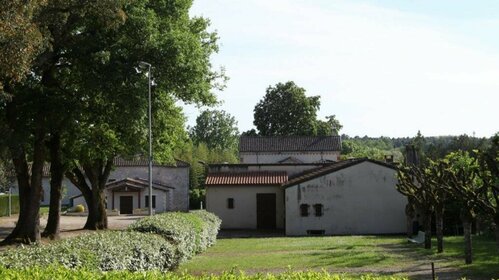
[139,61,153,216]
[8,185,12,217]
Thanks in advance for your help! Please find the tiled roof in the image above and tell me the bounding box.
[239,136,341,152]
[278,157,304,164]
[106,177,174,190]
[38,157,188,177]
[205,171,288,186]
[283,158,397,188]
[113,157,190,167]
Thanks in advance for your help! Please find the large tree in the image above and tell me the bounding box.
[253,81,321,136]
[1,0,224,241]
[189,109,239,151]
[60,0,222,230]
[0,0,45,91]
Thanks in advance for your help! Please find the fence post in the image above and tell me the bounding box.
[431,262,436,280]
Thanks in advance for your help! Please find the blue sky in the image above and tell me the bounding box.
[185,0,499,137]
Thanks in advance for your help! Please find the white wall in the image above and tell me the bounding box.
[110,166,189,211]
[240,151,340,164]
[15,165,189,211]
[285,161,406,235]
[206,185,285,229]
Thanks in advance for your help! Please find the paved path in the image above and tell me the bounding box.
[0,214,144,241]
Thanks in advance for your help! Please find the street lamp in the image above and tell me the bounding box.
[139,61,153,216]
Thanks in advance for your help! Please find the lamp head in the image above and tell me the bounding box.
[138,61,151,69]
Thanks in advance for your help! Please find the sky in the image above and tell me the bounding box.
[184,0,499,138]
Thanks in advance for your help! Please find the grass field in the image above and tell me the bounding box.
[179,235,499,279]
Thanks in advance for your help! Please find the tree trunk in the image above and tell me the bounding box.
[42,134,64,239]
[2,125,45,244]
[494,214,499,251]
[423,211,432,249]
[84,187,107,230]
[405,203,415,238]
[67,159,113,230]
[435,204,444,253]
[461,210,473,264]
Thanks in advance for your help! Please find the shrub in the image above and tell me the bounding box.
[0,231,178,272]
[128,211,221,261]
[0,211,221,272]
[73,204,85,213]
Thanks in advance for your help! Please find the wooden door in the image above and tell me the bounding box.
[256,193,276,229]
[120,196,133,214]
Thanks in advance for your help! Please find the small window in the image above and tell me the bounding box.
[300,204,309,217]
[145,195,156,208]
[314,204,323,217]
[227,198,234,209]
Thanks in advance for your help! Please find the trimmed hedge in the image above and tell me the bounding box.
[0,194,19,216]
[0,266,410,280]
[128,210,221,261]
[0,231,178,271]
[0,211,221,272]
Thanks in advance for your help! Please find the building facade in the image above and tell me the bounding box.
[205,136,407,235]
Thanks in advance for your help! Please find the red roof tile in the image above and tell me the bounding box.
[205,171,288,186]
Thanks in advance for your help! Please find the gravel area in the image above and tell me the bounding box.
[0,214,145,241]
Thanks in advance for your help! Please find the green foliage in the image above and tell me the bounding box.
[341,137,401,161]
[0,266,409,280]
[0,211,220,272]
[316,115,343,136]
[0,231,177,271]
[175,142,238,209]
[129,211,221,261]
[0,0,45,88]
[0,194,19,216]
[190,109,239,151]
[254,81,321,136]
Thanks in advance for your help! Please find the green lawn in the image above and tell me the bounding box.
[179,235,499,279]
[39,205,69,216]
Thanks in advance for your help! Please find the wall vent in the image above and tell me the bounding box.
[306,230,325,236]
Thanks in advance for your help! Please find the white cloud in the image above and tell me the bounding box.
[188,0,499,137]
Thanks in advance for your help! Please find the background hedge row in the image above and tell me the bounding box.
[0,194,19,216]
[0,266,410,280]
[0,210,221,272]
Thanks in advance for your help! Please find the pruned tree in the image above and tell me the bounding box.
[396,164,434,249]
[425,160,448,253]
[442,151,488,264]
[477,133,499,250]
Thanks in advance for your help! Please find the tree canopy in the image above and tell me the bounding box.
[253,81,321,136]
[189,109,239,151]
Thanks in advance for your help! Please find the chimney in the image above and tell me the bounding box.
[405,144,419,166]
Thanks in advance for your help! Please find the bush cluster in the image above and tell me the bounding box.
[0,211,221,272]
[0,266,410,280]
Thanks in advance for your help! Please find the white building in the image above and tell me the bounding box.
[17,157,190,214]
[205,136,407,235]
